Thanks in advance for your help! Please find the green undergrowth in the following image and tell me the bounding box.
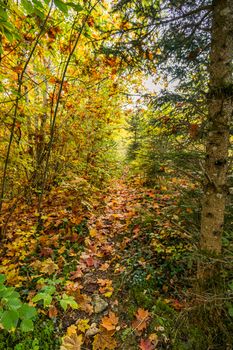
[0,317,61,350]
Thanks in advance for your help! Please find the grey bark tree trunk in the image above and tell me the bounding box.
[199,0,233,274]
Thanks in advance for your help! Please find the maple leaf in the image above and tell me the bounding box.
[76,319,90,333]
[132,308,150,332]
[40,247,54,257]
[99,263,110,271]
[86,256,95,267]
[70,268,83,280]
[48,305,58,318]
[139,338,154,350]
[89,228,97,237]
[80,253,98,268]
[101,312,119,331]
[93,331,117,350]
[67,325,77,336]
[60,333,83,350]
[41,258,59,275]
[97,279,114,297]
[74,289,93,315]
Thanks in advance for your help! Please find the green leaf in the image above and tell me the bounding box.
[21,0,34,13]
[7,291,20,299]
[41,285,56,295]
[66,2,83,12]
[59,294,78,311]
[0,274,6,285]
[0,287,16,299]
[19,304,37,320]
[32,293,52,307]
[32,0,45,10]
[0,7,8,20]
[7,298,22,311]
[20,318,34,332]
[2,20,15,32]
[54,0,68,14]
[4,29,14,42]
[1,310,19,331]
[34,7,45,18]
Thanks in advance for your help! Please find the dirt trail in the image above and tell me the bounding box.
[68,179,155,349]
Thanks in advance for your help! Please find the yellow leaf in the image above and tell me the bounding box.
[58,246,66,254]
[104,291,113,298]
[41,258,59,275]
[67,325,77,336]
[90,228,97,237]
[60,333,83,350]
[76,319,90,333]
[93,331,117,350]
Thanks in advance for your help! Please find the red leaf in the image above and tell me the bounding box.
[139,338,154,350]
[40,247,54,257]
[86,256,95,267]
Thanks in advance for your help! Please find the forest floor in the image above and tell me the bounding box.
[0,174,194,349]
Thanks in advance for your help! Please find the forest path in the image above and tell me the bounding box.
[65,177,186,349]
[68,178,153,349]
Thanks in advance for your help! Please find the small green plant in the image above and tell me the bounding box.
[121,327,133,341]
[32,278,78,311]
[0,274,37,332]
[0,317,61,350]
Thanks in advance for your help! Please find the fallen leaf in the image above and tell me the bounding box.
[48,305,58,318]
[74,289,93,315]
[40,247,54,257]
[97,279,114,297]
[132,308,150,332]
[58,246,66,254]
[70,268,83,280]
[90,228,97,237]
[67,325,77,336]
[60,333,83,350]
[139,338,154,350]
[93,331,117,350]
[76,319,90,333]
[41,258,59,275]
[101,312,119,331]
[99,263,110,271]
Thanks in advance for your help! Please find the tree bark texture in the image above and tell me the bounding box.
[200,0,233,254]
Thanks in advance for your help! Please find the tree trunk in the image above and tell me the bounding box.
[199,0,233,274]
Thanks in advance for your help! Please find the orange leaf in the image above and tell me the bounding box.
[139,338,154,350]
[74,289,93,315]
[99,263,110,271]
[48,305,58,318]
[132,308,150,332]
[101,312,119,331]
